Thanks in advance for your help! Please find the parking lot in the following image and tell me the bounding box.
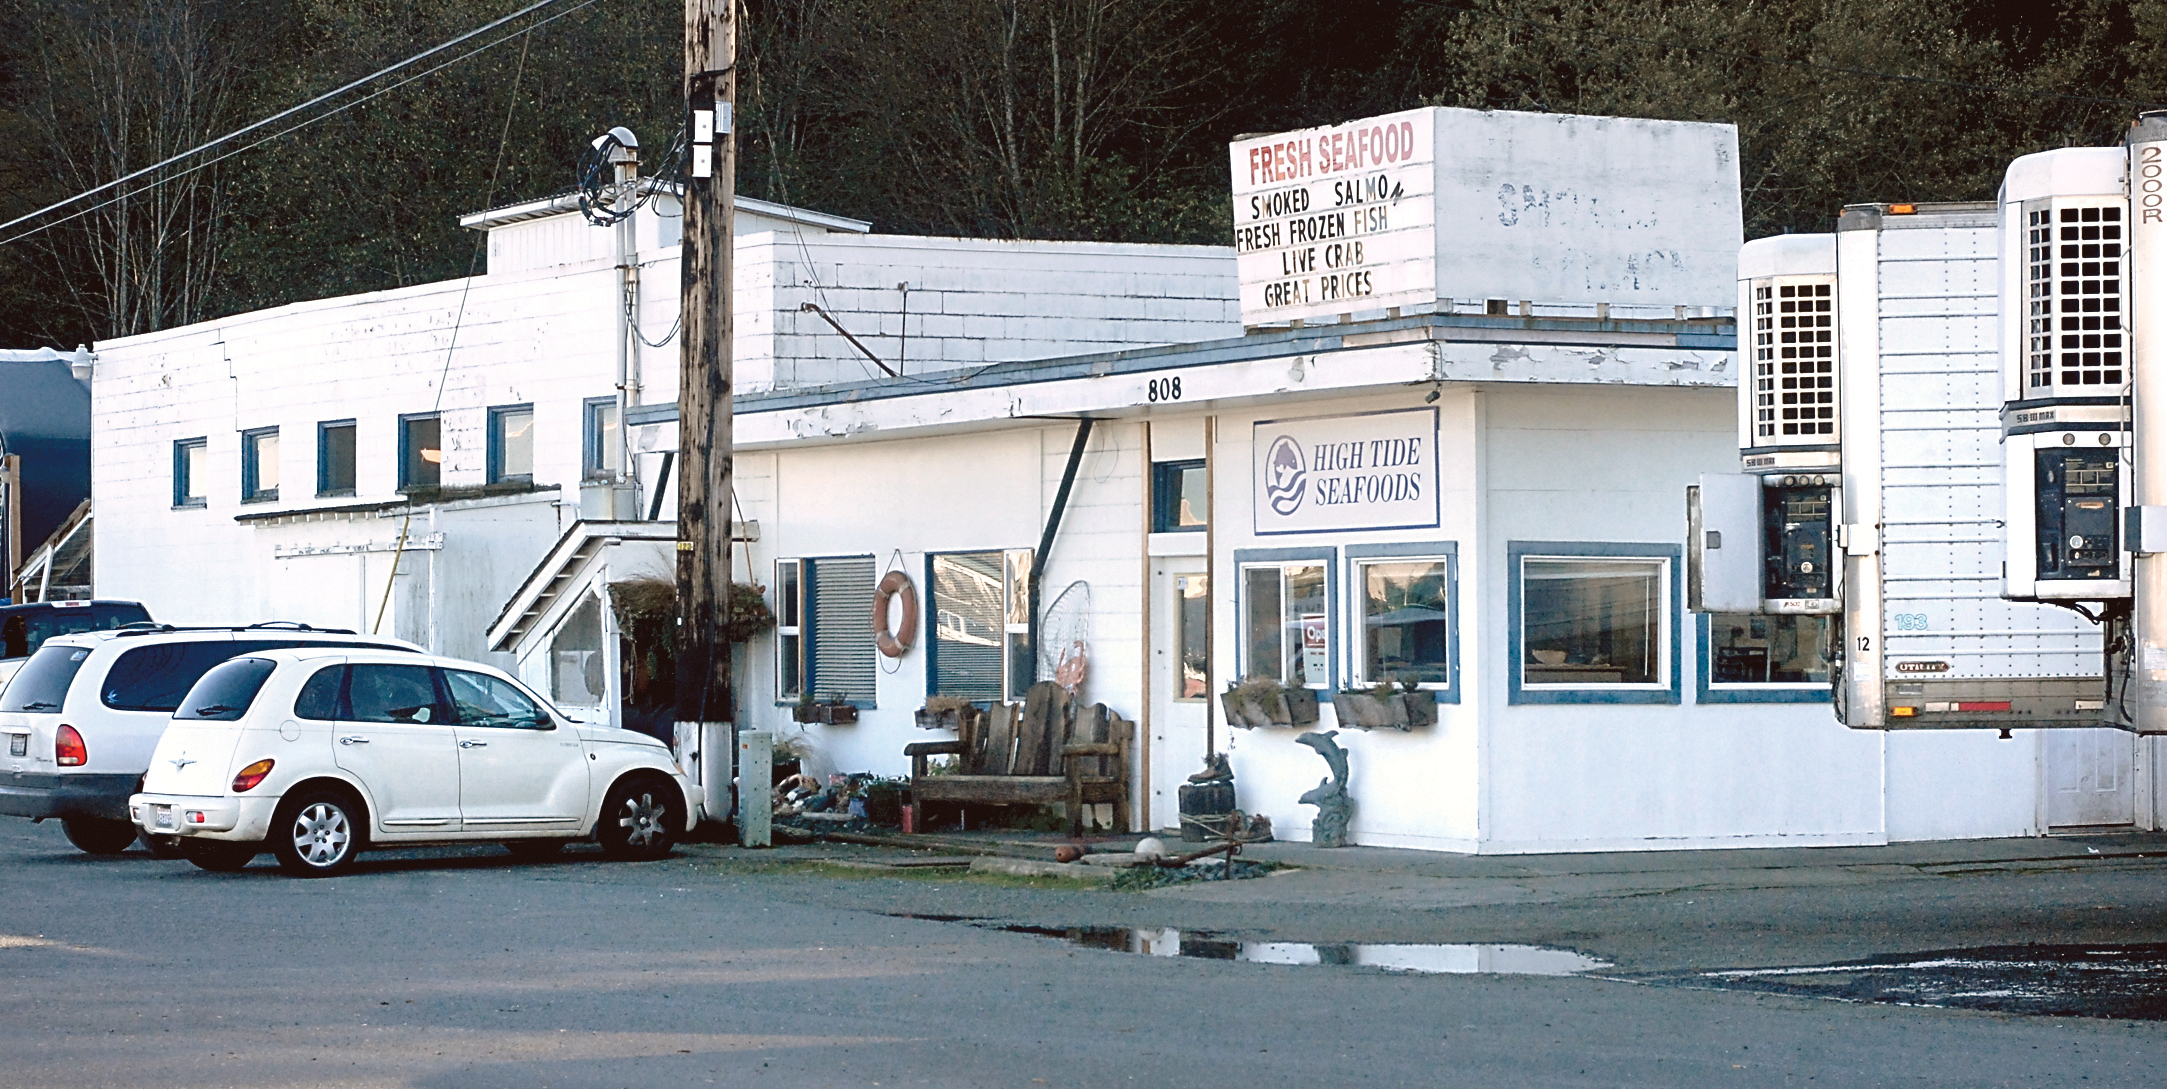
[7,820,2167,1087]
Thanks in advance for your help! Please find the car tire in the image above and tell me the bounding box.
[177,837,258,872]
[270,788,365,877]
[61,817,140,855]
[138,832,186,860]
[597,776,681,862]
[503,839,568,859]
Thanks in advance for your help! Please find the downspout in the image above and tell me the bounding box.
[1029,417,1095,678]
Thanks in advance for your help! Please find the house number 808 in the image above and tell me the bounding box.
[1147,377,1182,402]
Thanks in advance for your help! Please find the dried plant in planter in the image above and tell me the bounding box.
[1221,676,1292,728]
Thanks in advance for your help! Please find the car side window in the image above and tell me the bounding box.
[444,669,548,729]
[344,664,443,724]
[293,665,345,721]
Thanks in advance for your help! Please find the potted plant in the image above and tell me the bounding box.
[792,692,820,724]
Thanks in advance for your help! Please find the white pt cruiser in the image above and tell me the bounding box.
[131,648,698,876]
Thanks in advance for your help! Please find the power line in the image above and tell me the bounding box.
[0,0,585,242]
[1417,0,2167,112]
[0,0,604,251]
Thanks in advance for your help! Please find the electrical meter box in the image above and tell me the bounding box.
[1999,147,2134,601]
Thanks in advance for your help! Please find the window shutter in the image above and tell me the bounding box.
[810,556,876,702]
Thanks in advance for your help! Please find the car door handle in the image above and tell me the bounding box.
[338,736,370,745]
[459,740,488,749]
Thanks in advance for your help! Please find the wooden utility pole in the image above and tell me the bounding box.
[676,0,735,820]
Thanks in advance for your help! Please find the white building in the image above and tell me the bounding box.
[86,107,2162,852]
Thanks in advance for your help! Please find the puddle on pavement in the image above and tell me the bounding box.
[1641,943,2167,1021]
[994,924,1610,976]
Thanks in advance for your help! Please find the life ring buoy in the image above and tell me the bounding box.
[873,570,918,658]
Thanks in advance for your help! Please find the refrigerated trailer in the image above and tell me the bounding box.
[1694,200,2116,731]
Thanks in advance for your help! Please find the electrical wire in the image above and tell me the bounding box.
[0,0,605,251]
[0,0,586,242]
[374,26,538,635]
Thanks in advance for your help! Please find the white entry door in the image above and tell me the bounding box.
[1148,558,1209,832]
[2046,728,2135,828]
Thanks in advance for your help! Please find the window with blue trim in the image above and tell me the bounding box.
[1509,541,1679,704]
[1699,612,1832,704]
[317,420,356,497]
[240,427,279,503]
[1240,561,1329,688]
[172,438,206,508]
[488,404,534,485]
[1354,558,1451,688]
[775,555,876,705]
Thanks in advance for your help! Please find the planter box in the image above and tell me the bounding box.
[794,701,860,725]
[1218,685,1321,728]
[1330,691,1410,730]
[915,708,961,731]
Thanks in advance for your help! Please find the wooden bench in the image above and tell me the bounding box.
[904,681,1132,835]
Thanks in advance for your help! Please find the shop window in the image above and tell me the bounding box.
[1509,542,1679,704]
[241,427,279,503]
[584,397,621,479]
[1698,613,1833,704]
[1152,460,1207,532]
[1234,549,1333,689]
[399,413,442,490]
[775,555,876,705]
[488,404,534,484]
[1348,544,1457,700]
[927,549,1034,702]
[172,437,207,508]
[318,420,356,497]
[550,593,607,706]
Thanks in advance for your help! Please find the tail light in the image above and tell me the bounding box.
[231,759,275,793]
[55,725,85,767]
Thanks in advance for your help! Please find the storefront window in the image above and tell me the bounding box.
[1708,613,1831,685]
[1519,556,1665,687]
[1358,559,1450,687]
[1242,562,1327,688]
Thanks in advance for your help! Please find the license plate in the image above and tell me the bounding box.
[7,734,23,757]
[152,805,174,830]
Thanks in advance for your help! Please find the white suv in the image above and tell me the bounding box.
[0,624,421,855]
[130,648,695,876]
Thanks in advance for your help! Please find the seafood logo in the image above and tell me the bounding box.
[1264,435,1307,516]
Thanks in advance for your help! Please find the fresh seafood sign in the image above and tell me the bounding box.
[1229,107,1436,326]
[1253,408,1440,535]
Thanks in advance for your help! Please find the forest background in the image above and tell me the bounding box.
[0,0,2158,347]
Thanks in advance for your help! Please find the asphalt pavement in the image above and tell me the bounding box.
[4,819,2166,1088]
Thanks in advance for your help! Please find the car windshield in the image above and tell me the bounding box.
[1,603,151,661]
[3,643,94,712]
[175,657,279,721]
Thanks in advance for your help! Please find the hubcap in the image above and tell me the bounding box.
[617,791,666,849]
[292,802,351,866]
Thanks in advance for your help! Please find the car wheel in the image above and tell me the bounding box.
[597,776,681,861]
[176,837,258,872]
[61,817,140,855]
[271,789,364,877]
[138,832,186,860]
[503,839,568,859]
